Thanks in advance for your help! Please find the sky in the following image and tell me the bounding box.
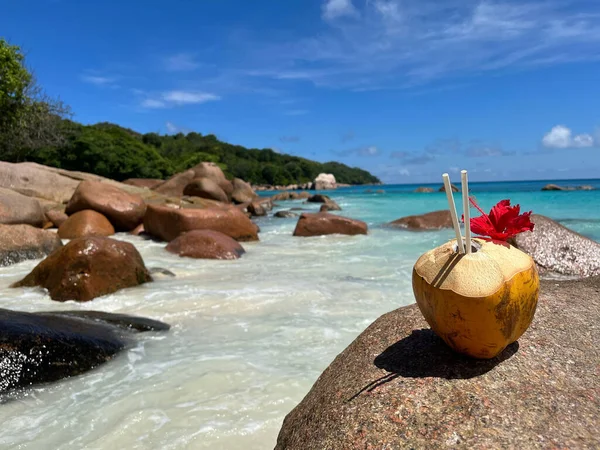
[2,0,600,183]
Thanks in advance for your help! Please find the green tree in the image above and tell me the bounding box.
[0,39,71,161]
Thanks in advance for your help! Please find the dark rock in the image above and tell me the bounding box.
[0,308,169,393]
[387,210,452,230]
[0,188,45,227]
[58,210,115,239]
[122,178,164,189]
[0,224,63,267]
[11,237,153,302]
[143,204,259,242]
[293,213,368,237]
[45,209,68,228]
[275,211,298,218]
[231,178,258,204]
[276,277,600,450]
[65,181,146,231]
[307,194,342,211]
[166,230,245,260]
[512,214,600,278]
[130,223,145,236]
[438,183,460,193]
[415,187,435,193]
[183,177,229,203]
[148,267,176,278]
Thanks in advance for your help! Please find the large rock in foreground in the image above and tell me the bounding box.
[0,308,169,393]
[66,181,146,231]
[293,213,367,237]
[387,210,452,230]
[276,277,600,449]
[166,230,246,260]
[0,188,46,227]
[58,210,115,239]
[143,204,259,242]
[0,224,63,266]
[12,237,153,302]
[512,214,600,278]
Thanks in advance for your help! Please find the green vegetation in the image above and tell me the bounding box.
[0,39,380,185]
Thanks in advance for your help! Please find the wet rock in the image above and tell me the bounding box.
[541,183,567,191]
[0,225,63,267]
[415,187,435,193]
[58,210,115,239]
[293,212,368,237]
[511,214,600,278]
[148,267,176,278]
[0,188,45,227]
[248,201,267,217]
[123,178,164,189]
[231,178,258,204]
[307,194,342,211]
[130,223,145,236]
[143,204,259,242]
[438,183,460,193]
[276,276,600,450]
[275,210,298,218]
[45,209,68,228]
[313,173,337,190]
[166,230,246,260]
[0,308,169,393]
[65,181,146,231]
[183,177,229,203]
[11,237,153,302]
[387,210,452,230]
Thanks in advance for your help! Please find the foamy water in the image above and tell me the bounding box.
[1,186,599,449]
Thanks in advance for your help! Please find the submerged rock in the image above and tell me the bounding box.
[386,210,452,231]
[293,212,368,237]
[274,210,298,218]
[58,210,115,239]
[276,276,600,449]
[11,237,153,302]
[512,214,600,278]
[166,230,245,260]
[0,308,169,393]
[0,225,63,267]
[65,181,146,231]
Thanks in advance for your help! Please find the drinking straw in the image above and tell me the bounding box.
[442,173,464,253]
[461,170,472,254]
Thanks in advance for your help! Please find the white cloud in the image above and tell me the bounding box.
[141,98,166,109]
[164,53,200,72]
[166,121,179,133]
[81,75,116,86]
[399,168,410,176]
[542,125,595,149]
[322,0,358,20]
[162,90,220,105]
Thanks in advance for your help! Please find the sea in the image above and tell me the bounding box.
[1,178,599,449]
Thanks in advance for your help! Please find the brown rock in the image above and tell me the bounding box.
[541,183,566,191]
[415,186,435,193]
[272,192,292,201]
[276,276,600,450]
[11,237,152,302]
[512,214,600,278]
[231,178,258,204]
[153,169,196,197]
[143,204,259,242]
[183,177,229,203]
[438,183,460,193]
[46,209,68,228]
[65,181,146,231]
[0,224,63,266]
[130,223,145,236]
[387,210,452,230]
[275,210,298,218]
[166,230,245,260]
[293,212,368,237]
[58,210,115,239]
[375,189,385,194]
[248,201,267,217]
[293,192,311,200]
[307,194,342,211]
[191,162,232,200]
[0,188,45,227]
[123,178,163,189]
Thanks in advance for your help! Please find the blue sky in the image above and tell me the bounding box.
[3,0,600,183]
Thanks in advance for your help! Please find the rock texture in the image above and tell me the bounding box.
[0,188,46,227]
[541,184,596,191]
[387,210,453,231]
[512,214,600,278]
[153,169,196,197]
[231,178,258,204]
[275,210,298,218]
[58,210,115,239]
[415,187,435,193]
[276,277,600,450]
[143,204,259,242]
[123,178,163,189]
[12,237,153,302]
[0,225,63,266]
[166,230,246,260]
[307,194,342,211]
[313,173,337,190]
[45,209,68,228]
[293,212,368,237]
[65,181,146,231]
[183,177,229,203]
[0,308,169,393]
[272,192,311,201]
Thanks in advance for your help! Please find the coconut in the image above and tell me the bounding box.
[412,238,539,359]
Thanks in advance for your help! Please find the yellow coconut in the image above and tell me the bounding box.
[412,238,539,359]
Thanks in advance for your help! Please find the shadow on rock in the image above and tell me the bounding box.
[349,328,518,401]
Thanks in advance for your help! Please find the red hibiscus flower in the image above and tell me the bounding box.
[468,198,534,241]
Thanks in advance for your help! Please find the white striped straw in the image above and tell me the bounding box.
[442,173,464,254]
[461,170,471,254]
